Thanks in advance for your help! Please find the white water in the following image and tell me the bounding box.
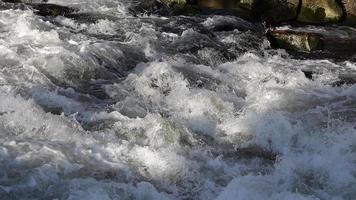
[0,1,356,200]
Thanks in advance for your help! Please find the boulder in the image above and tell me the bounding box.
[179,0,253,19]
[267,30,323,52]
[342,0,356,25]
[239,0,254,10]
[161,0,187,7]
[298,0,344,23]
[29,3,78,16]
[252,0,300,23]
[268,27,356,59]
[193,0,299,23]
[0,0,78,17]
[342,0,356,16]
[2,0,48,2]
[140,0,200,15]
[196,0,225,9]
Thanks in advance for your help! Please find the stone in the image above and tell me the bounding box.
[239,0,255,10]
[268,30,323,52]
[179,0,252,19]
[298,0,344,23]
[0,1,77,17]
[161,0,187,7]
[253,0,300,23]
[342,0,356,16]
[268,27,356,60]
[2,0,48,2]
[192,0,300,23]
[196,0,225,9]
[342,0,356,25]
[29,3,78,16]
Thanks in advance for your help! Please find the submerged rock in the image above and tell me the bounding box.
[267,30,323,52]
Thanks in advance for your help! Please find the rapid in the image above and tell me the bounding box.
[0,0,356,199]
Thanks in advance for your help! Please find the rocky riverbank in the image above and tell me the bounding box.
[2,0,356,60]
[0,0,356,60]
[158,0,356,59]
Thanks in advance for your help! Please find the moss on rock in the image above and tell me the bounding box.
[298,0,343,23]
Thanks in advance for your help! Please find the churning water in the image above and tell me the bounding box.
[0,0,356,199]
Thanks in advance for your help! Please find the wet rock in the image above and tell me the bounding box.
[161,0,187,7]
[323,38,356,58]
[129,0,167,15]
[188,0,300,23]
[252,0,300,23]
[64,13,117,23]
[195,0,234,9]
[333,73,356,85]
[343,0,356,16]
[1,1,78,17]
[239,0,255,10]
[298,0,344,23]
[28,3,78,17]
[130,0,198,16]
[212,144,277,161]
[342,0,356,25]
[237,146,277,161]
[268,28,356,59]
[267,30,323,52]
[183,0,253,19]
[2,0,48,3]
[251,0,344,24]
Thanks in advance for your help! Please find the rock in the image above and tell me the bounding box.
[268,27,356,59]
[323,37,356,56]
[252,0,300,23]
[161,0,187,6]
[0,1,78,17]
[130,0,199,16]
[28,3,78,16]
[267,30,323,52]
[236,146,277,161]
[195,0,235,9]
[176,0,253,19]
[298,0,344,23]
[64,12,117,23]
[213,145,278,161]
[342,0,356,16]
[333,73,356,85]
[2,0,48,3]
[239,0,255,10]
[193,0,300,24]
[342,0,356,25]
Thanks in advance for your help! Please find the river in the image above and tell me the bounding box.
[0,0,355,199]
